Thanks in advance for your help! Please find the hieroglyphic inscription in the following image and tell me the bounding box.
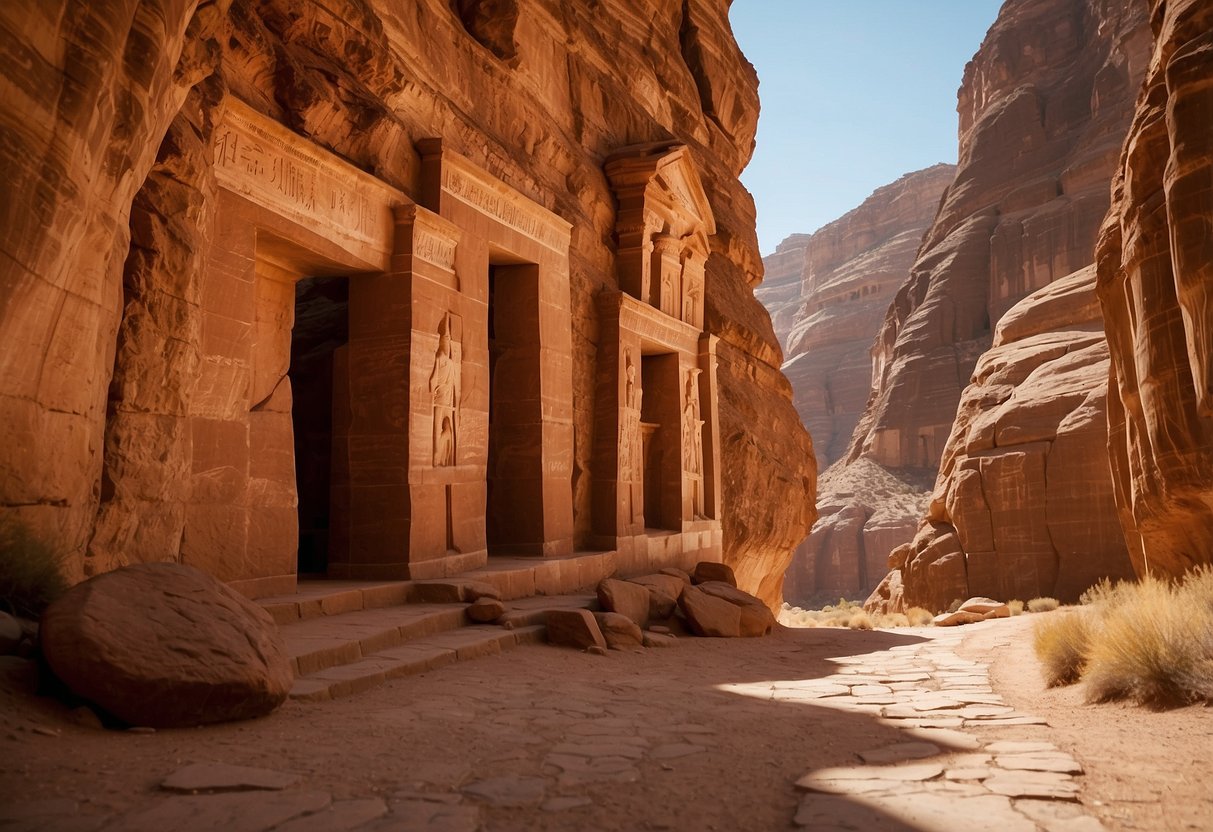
[213,100,400,265]
[413,227,457,271]
[441,164,569,253]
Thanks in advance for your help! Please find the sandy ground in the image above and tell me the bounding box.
[961,614,1213,832]
[0,615,1210,830]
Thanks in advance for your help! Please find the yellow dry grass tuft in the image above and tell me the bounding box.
[1033,610,1092,687]
[1007,599,1025,616]
[1082,572,1213,708]
[906,607,934,627]
[1027,596,1060,613]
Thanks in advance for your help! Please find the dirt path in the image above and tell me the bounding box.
[1,619,1209,830]
[960,613,1213,832]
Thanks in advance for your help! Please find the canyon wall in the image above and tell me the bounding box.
[794,0,1150,606]
[753,234,809,350]
[869,267,1137,612]
[1095,0,1213,580]
[770,165,954,473]
[0,0,814,605]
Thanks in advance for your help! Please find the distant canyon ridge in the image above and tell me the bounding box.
[766,0,1213,611]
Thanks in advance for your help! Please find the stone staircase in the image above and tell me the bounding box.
[257,553,615,702]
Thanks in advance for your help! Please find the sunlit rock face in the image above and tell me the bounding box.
[791,0,1149,607]
[769,165,955,473]
[0,0,814,607]
[1096,0,1213,580]
[876,266,1137,613]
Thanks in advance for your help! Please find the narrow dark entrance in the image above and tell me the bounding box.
[486,261,543,554]
[640,353,681,531]
[289,276,349,575]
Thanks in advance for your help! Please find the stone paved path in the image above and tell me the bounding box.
[1,624,1110,831]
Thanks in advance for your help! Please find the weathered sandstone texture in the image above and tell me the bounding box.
[1096,0,1213,579]
[753,233,810,350]
[792,0,1149,606]
[872,267,1136,612]
[0,1,813,607]
[765,165,955,470]
[40,563,292,727]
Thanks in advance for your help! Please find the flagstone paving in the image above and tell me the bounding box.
[1,625,1113,831]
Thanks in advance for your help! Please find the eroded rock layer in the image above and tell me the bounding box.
[0,1,814,606]
[768,164,954,472]
[1096,0,1213,579]
[795,0,1149,605]
[871,267,1137,613]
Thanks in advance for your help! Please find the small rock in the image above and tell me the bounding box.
[933,610,986,627]
[642,632,678,648]
[128,726,156,734]
[958,597,1009,617]
[594,612,644,650]
[691,561,736,587]
[161,762,301,793]
[465,597,505,623]
[31,725,59,737]
[648,625,671,634]
[586,645,607,656]
[546,609,606,651]
[460,581,501,602]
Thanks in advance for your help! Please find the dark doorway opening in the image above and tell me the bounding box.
[640,353,681,531]
[486,261,543,554]
[289,276,349,575]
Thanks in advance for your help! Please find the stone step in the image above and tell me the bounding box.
[498,593,599,628]
[281,604,468,676]
[289,624,547,702]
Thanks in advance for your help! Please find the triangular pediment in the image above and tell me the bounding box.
[605,142,716,237]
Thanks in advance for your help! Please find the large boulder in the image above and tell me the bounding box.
[596,578,650,628]
[545,609,606,651]
[39,563,292,727]
[593,612,644,651]
[678,583,775,638]
[692,561,737,587]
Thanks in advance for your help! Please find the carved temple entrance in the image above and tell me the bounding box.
[593,143,724,575]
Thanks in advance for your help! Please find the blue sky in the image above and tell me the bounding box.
[729,1,1004,255]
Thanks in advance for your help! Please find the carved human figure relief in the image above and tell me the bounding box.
[683,368,704,517]
[430,313,462,466]
[620,349,642,483]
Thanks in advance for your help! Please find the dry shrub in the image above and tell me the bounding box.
[1007,599,1025,616]
[1083,573,1213,708]
[1027,596,1060,613]
[0,520,67,619]
[847,610,873,630]
[946,598,964,613]
[1033,611,1092,687]
[877,613,910,629]
[906,607,934,627]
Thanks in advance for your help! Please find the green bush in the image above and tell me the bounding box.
[0,520,67,619]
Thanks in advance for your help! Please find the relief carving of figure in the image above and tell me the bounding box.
[620,349,642,483]
[683,369,704,518]
[430,314,461,467]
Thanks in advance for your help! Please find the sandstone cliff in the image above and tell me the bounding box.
[868,267,1137,612]
[795,0,1149,606]
[753,234,810,350]
[767,165,954,472]
[0,0,814,605]
[1095,0,1213,579]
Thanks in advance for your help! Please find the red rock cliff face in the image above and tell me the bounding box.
[797,0,1148,606]
[0,0,814,603]
[1096,0,1213,580]
[772,165,954,472]
[753,234,810,350]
